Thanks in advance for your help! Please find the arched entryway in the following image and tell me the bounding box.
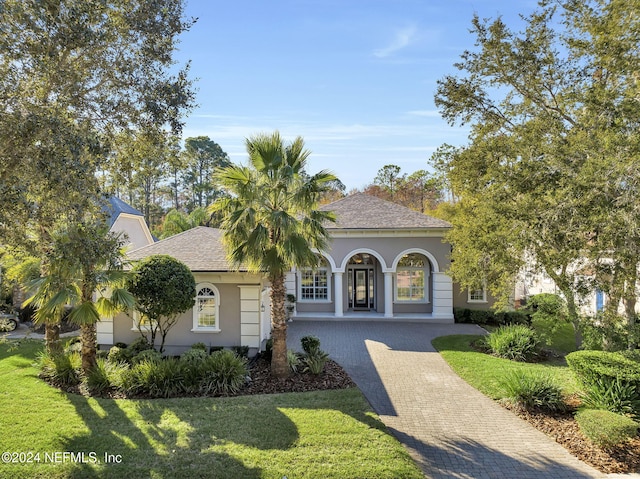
[347,253,378,311]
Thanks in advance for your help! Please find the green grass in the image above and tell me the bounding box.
[0,340,422,479]
[432,335,580,399]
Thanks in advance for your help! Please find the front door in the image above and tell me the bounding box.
[350,267,375,310]
[354,269,368,309]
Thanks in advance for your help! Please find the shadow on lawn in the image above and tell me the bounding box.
[62,388,393,479]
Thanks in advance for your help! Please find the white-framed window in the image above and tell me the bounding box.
[131,310,156,331]
[395,253,429,302]
[298,259,331,302]
[192,283,221,332]
[468,287,487,303]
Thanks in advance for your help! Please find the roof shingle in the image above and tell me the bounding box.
[127,227,235,271]
[321,193,451,229]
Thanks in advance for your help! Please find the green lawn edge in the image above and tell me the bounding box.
[431,334,580,399]
[0,340,423,479]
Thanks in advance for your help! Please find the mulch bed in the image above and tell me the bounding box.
[240,357,356,396]
[504,402,640,474]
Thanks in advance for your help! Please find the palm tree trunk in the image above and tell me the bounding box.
[80,323,97,374]
[45,322,62,355]
[270,274,289,378]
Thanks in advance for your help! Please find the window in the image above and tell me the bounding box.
[395,253,429,302]
[468,287,487,303]
[298,258,331,301]
[192,283,220,332]
[131,310,156,331]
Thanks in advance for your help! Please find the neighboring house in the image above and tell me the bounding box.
[99,194,492,355]
[515,266,607,317]
[104,196,155,251]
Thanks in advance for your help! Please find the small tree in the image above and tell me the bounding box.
[127,255,195,353]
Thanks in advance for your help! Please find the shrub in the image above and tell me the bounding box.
[261,338,273,361]
[287,349,301,373]
[301,336,321,355]
[500,371,567,412]
[132,349,162,364]
[486,324,540,361]
[453,307,470,323]
[303,350,329,375]
[580,377,640,420]
[232,345,249,358]
[199,350,247,395]
[468,309,494,325]
[86,358,128,394]
[38,352,82,386]
[565,350,640,390]
[119,358,185,398]
[299,335,329,374]
[127,337,153,356]
[576,409,638,449]
[191,342,208,352]
[64,338,82,354]
[181,348,208,364]
[108,346,131,364]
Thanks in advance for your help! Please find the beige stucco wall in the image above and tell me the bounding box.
[452,283,497,310]
[109,272,264,356]
[110,214,154,251]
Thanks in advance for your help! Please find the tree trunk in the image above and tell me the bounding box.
[269,274,289,378]
[80,323,97,374]
[45,322,62,355]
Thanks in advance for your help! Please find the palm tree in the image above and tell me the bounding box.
[211,131,336,378]
[26,222,134,373]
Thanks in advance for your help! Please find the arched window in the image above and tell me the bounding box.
[192,283,221,332]
[395,253,429,302]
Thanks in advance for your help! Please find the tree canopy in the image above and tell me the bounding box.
[0,0,196,246]
[127,255,195,352]
[211,131,336,377]
[433,0,640,346]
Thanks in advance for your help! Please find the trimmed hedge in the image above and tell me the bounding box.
[565,350,640,389]
[576,409,638,448]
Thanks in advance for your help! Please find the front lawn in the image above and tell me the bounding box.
[0,340,422,479]
[432,334,580,399]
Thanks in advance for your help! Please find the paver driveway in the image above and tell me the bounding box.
[288,320,606,479]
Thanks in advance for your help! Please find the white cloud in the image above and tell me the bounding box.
[373,26,418,58]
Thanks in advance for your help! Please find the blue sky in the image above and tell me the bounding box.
[175,0,538,190]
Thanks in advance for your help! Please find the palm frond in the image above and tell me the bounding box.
[68,301,100,326]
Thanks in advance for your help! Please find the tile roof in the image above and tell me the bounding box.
[127,227,237,271]
[321,193,451,230]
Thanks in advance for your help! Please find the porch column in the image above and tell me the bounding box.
[384,272,394,318]
[334,272,344,317]
[432,272,454,322]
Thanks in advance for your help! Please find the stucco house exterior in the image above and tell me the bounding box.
[99,193,490,355]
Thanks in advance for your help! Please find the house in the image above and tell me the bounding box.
[99,194,492,355]
[104,196,155,251]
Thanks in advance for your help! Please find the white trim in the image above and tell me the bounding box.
[340,248,389,271]
[467,286,488,303]
[193,283,221,331]
[310,248,337,272]
[297,266,332,303]
[329,229,449,239]
[391,248,440,273]
[394,269,429,303]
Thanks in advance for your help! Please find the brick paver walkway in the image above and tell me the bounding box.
[288,320,607,479]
